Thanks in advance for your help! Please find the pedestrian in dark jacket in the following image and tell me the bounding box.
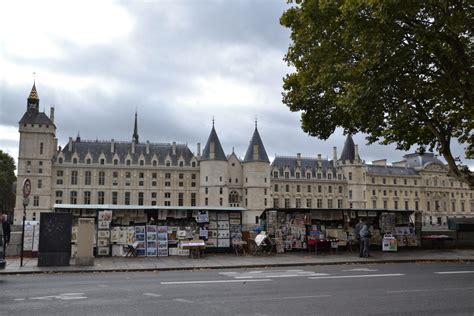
[354,219,364,255]
[359,222,371,258]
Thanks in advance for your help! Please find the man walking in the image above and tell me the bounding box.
[2,213,11,257]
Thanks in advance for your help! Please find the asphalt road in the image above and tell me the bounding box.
[1,262,473,316]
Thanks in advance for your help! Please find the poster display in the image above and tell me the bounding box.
[157,226,168,257]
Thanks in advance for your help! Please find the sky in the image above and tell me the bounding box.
[0,0,471,171]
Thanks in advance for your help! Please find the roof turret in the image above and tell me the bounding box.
[201,121,227,161]
[244,122,269,163]
[339,134,355,161]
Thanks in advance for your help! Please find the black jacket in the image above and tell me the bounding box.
[2,221,11,243]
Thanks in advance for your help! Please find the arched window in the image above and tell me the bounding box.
[229,191,240,206]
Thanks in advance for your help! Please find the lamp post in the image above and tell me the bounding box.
[20,178,31,267]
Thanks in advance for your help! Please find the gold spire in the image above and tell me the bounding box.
[28,82,39,100]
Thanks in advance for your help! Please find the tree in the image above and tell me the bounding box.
[0,150,16,217]
[281,1,473,188]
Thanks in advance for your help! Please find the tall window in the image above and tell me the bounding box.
[317,199,323,208]
[84,191,91,204]
[306,199,312,208]
[70,191,77,204]
[71,171,78,185]
[98,171,105,185]
[295,198,301,208]
[98,191,105,204]
[284,198,290,208]
[125,192,130,205]
[33,196,39,206]
[112,192,118,205]
[138,192,144,205]
[40,142,44,155]
[85,171,91,185]
[273,198,279,208]
[191,193,196,206]
[338,199,343,208]
[178,193,184,206]
[327,199,333,208]
[37,179,42,189]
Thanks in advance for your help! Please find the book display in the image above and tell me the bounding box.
[157,226,168,256]
[146,225,157,257]
[97,211,112,256]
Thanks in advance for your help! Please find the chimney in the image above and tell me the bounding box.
[146,141,150,154]
[354,144,359,160]
[172,142,176,156]
[111,139,115,153]
[68,137,73,152]
[317,154,322,167]
[131,141,135,154]
[50,106,55,123]
[297,153,301,159]
[333,147,337,167]
[197,143,201,157]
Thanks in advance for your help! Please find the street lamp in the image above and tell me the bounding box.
[20,178,31,267]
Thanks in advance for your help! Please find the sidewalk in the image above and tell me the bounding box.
[2,249,474,275]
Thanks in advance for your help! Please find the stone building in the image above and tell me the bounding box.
[13,83,473,228]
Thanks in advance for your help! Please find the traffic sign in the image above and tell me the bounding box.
[23,178,31,198]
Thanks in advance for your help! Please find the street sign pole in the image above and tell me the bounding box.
[20,179,31,267]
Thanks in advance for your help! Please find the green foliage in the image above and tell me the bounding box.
[0,150,16,216]
[281,0,473,187]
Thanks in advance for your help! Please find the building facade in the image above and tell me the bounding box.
[14,84,474,228]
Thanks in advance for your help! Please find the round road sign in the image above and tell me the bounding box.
[23,178,31,198]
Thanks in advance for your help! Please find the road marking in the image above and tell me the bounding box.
[14,298,25,301]
[202,294,331,304]
[308,273,404,280]
[222,270,328,279]
[342,268,379,272]
[174,298,194,303]
[143,293,162,297]
[29,293,87,301]
[388,287,474,294]
[161,279,272,285]
[435,271,474,275]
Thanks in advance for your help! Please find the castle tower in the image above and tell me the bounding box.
[338,134,366,209]
[199,121,229,207]
[242,121,270,227]
[14,83,57,224]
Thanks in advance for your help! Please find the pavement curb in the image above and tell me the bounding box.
[1,258,473,275]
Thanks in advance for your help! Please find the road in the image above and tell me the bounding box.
[0,262,473,316]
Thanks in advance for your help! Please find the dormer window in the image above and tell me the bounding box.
[126,160,131,166]
[284,172,289,179]
[58,158,63,164]
[153,160,157,166]
[86,158,91,164]
[192,161,196,167]
[114,159,118,165]
[166,161,171,167]
[140,160,144,166]
[73,158,77,164]
[273,171,278,178]
[100,159,105,165]
[179,161,184,167]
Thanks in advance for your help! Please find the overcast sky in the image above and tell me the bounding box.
[0,0,471,170]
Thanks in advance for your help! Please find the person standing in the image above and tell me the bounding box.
[359,221,371,258]
[2,214,11,257]
[354,219,364,256]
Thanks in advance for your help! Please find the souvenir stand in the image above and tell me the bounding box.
[56,205,244,258]
[261,208,419,253]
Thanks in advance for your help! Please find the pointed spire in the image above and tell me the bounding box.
[28,82,39,100]
[132,110,139,144]
[201,123,227,161]
[244,123,269,163]
[76,131,81,142]
[340,134,355,161]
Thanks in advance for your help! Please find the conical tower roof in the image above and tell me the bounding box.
[201,123,227,161]
[339,134,355,161]
[244,125,269,163]
[28,82,39,100]
[132,111,139,144]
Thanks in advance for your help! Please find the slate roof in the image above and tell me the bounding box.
[271,156,337,177]
[201,125,227,161]
[340,134,355,161]
[366,165,418,176]
[243,127,269,163]
[19,111,54,126]
[58,140,195,166]
[403,153,444,168]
